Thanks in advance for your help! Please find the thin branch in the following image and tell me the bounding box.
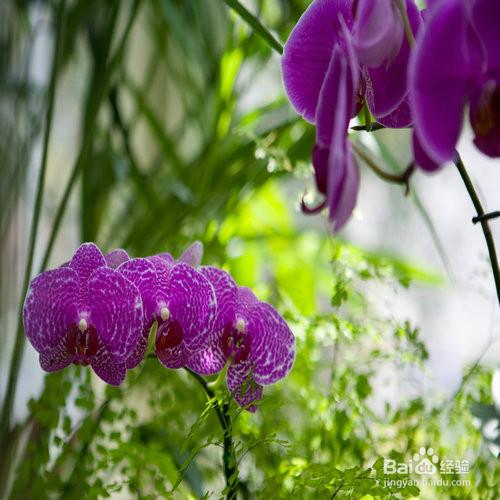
[454,154,500,305]
[473,211,500,224]
[351,123,387,132]
[351,142,415,195]
[223,0,283,54]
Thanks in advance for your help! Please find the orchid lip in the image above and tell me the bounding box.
[156,319,183,351]
[66,323,99,366]
[221,322,251,363]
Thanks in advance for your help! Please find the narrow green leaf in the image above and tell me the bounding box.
[223,0,283,54]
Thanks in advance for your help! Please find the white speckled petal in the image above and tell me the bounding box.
[70,243,107,284]
[185,329,226,375]
[23,266,79,355]
[165,263,217,350]
[227,362,263,412]
[118,258,163,324]
[247,302,295,386]
[39,337,73,372]
[91,345,127,385]
[88,267,143,363]
[199,266,237,332]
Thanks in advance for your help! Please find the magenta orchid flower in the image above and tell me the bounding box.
[410,0,500,165]
[117,256,217,370]
[23,243,143,385]
[188,286,295,412]
[282,0,421,126]
[282,0,422,230]
[352,0,404,68]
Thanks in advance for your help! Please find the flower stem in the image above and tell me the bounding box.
[0,0,139,468]
[185,368,239,499]
[454,154,500,305]
[0,0,67,447]
[351,142,415,194]
[395,0,415,48]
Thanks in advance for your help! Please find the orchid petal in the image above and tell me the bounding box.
[178,241,204,267]
[413,132,441,172]
[473,0,500,76]
[376,97,412,128]
[199,266,238,332]
[118,258,163,324]
[332,142,360,232]
[23,267,79,355]
[282,0,353,123]
[39,337,73,372]
[364,0,422,119]
[227,362,263,412]
[165,263,217,350]
[409,0,480,164]
[88,267,143,363]
[70,243,107,284]
[246,302,295,386]
[104,249,130,269]
[353,0,403,67]
[185,331,226,375]
[91,345,127,386]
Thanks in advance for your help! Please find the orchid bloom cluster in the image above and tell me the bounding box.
[282,0,500,231]
[23,242,295,411]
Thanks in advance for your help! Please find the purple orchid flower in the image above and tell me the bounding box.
[117,256,217,370]
[104,248,130,269]
[282,0,421,126]
[23,243,144,385]
[144,241,204,269]
[306,43,361,231]
[187,285,295,412]
[282,0,422,230]
[352,0,404,68]
[410,0,500,165]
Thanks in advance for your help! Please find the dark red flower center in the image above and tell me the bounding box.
[471,81,500,157]
[156,319,183,351]
[66,323,99,365]
[221,322,251,363]
[472,84,500,134]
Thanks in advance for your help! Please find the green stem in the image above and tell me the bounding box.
[395,0,415,48]
[223,0,283,55]
[0,0,67,448]
[40,0,141,271]
[0,0,140,486]
[454,154,500,305]
[0,1,118,442]
[185,368,239,499]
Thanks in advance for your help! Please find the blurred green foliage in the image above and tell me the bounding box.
[1,0,498,498]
